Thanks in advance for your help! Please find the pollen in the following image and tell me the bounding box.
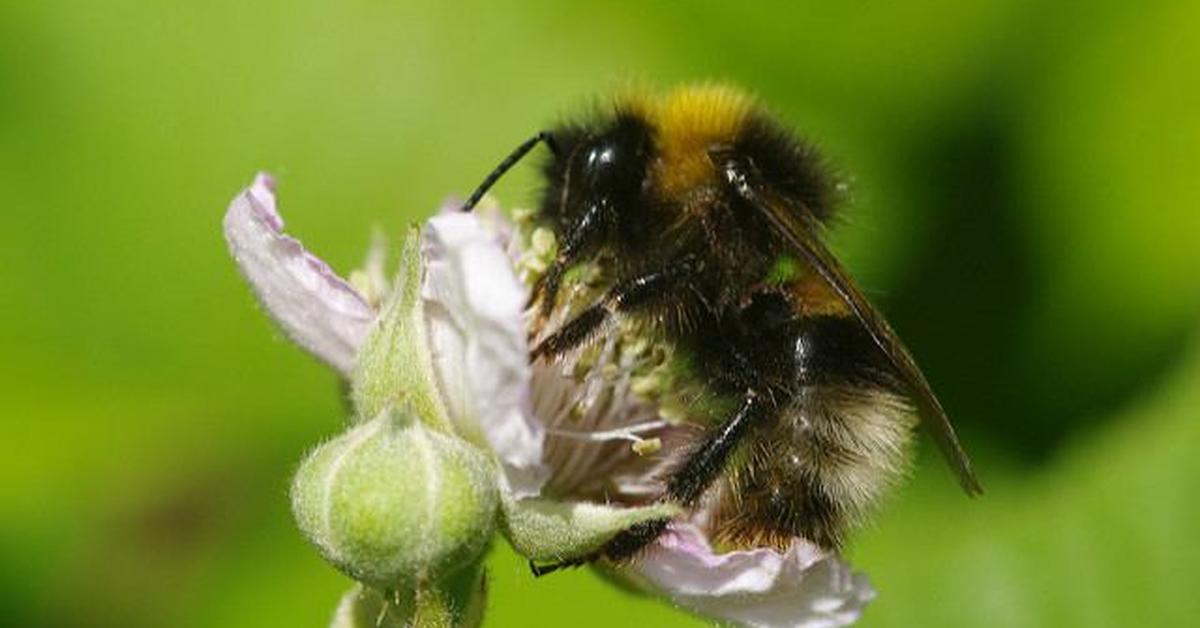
[632,437,662,456]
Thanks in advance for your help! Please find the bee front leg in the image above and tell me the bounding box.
[529,198,615,319]
[530,256,703,360]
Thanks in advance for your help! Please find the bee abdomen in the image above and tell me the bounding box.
[709,313,918,551]
[796,386,916,540]
[712,386,915,551]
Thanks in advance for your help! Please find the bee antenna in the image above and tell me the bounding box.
[461,131,558,212]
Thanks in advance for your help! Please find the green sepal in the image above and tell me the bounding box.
[501,494,680,563]
[351,226,451,433]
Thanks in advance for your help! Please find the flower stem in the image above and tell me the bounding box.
[411,584,453,628]
[411,559,486,628]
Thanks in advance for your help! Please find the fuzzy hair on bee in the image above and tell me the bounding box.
[460,83,981,573]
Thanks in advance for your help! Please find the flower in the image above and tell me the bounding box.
[224,173,875,627]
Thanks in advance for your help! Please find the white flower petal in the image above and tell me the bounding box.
[421,212,549,498]
[223,173,375,376]
[635,525,874,628]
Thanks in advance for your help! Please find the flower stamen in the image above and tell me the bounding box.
[546,419,668,443]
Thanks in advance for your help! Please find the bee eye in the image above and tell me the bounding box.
[578,133,647,192]
[581,141,624,186]
[586,145,616,169]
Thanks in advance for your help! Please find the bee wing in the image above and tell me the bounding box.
[745,183,983,496]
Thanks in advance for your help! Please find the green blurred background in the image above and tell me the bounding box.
[4,1,1198,626]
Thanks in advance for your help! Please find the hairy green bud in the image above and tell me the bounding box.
[292,407,499,590]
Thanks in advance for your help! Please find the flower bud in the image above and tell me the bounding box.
[292,407,499,590]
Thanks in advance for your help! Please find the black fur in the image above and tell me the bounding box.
[734,114,839,223]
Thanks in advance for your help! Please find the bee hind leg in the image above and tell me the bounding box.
[596,389,767,564]
[528,556,590,577]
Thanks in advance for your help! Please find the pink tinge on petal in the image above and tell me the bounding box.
[437,196,515,253]
[421,212,549,498]
[223,173,376,376]
[634,524,875,628]
[436,197,464,215]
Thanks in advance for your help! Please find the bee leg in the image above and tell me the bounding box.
[527,556,588,578]
[666,390,763,505]
[531,256,702,360]
[591,518,671,564]
[530,299,610,360]
[461,131,558,212]
[526,264,563,327]
[530,198,619,319]
[530,391,764,573]
[599,390,766,562]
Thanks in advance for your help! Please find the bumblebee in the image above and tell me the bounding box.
[462,84,981,572]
